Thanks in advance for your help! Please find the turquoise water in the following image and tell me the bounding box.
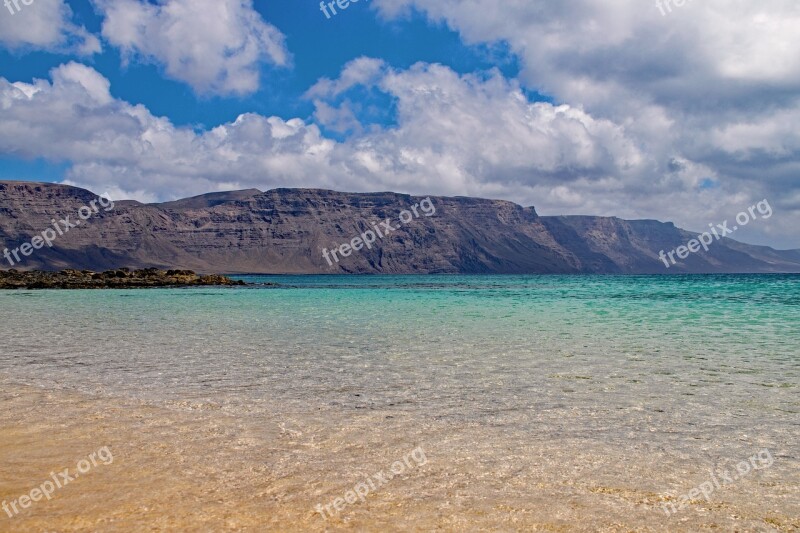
[1,274,798,415]
[1,274,798,528]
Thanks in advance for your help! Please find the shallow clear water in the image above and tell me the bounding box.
[1,274,798,530]
[2,274,798,416]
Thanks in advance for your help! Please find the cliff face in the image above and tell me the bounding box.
[1,181,799,274]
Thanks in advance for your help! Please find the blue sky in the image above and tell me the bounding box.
[0,0,798,248]
[0,1,525,129]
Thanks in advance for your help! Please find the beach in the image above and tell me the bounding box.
[1,380,797,531]
[1,275,798,531]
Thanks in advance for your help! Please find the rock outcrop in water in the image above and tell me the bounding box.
[1,181,799,274]
[0,268,245,289]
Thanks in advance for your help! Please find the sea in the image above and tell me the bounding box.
[1,274,798,530]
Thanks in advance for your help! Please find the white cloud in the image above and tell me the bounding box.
[306,57,387,100]
[94,0,289,95]
[364,0,800,247]
[711,106,800,157]
[371,0,800,106]
[0,0,100,54]
[1,60,644,200]
[366,63,646,188]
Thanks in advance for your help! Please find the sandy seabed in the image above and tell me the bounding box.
[0,381,797,532]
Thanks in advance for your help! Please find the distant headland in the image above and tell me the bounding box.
[1,181,799,274]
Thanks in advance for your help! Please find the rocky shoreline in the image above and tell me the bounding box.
[0,268,246,289]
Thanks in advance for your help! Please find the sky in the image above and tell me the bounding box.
[0,0,798,249]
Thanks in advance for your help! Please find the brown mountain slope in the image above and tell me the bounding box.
[1,181,798,274]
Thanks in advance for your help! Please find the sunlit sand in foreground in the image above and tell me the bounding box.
[1,381,797,532]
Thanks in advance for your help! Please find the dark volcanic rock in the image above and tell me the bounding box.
[0,268,246,289]
[1,181,799,274]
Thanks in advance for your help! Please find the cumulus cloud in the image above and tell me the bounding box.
[352,62,647,193]
[371,0,800,107]
[0,60,645,200]
[0,63,333,201]
[365,0,800,246]
[369,0,800,159]
[94,0,290,95]
[306,57,387,100]
[0,0,100,54]
[305,58,391,135]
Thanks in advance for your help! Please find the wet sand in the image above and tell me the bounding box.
[1,380,797,532]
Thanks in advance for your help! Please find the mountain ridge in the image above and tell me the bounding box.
[1,181,798,274]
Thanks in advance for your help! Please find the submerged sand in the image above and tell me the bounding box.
[0,381,797,532]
